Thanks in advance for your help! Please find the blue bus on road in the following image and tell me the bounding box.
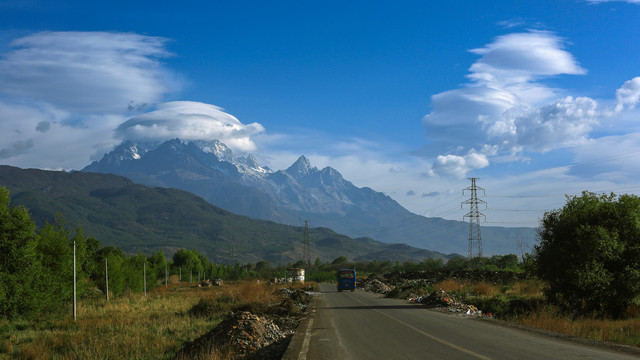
[336,268,356,292]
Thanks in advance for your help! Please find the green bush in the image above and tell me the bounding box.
[535,192,640,317]
[468,295,546,318]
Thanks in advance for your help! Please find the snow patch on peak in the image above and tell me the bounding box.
[189,139,271,176]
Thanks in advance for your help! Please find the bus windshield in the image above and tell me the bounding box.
[338,271,354,279]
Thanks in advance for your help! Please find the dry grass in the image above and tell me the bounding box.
[472,281,501,297]
[434,278,467,293]
[434,278,542,298]
[519,311,640,346]
[0,280,287,360]
[435,278,640,347]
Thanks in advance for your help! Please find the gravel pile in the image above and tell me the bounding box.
[415,289,483,316]
[174,286,316,360]
[360,272,490,317]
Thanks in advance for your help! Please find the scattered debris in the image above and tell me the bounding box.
[175,286,317,360]
[417,289,484,317]
[358,274,395,294]
[357,274,390,293]
[359,271,504,318]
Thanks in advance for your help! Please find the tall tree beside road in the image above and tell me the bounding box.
[35,222,90,313]
[0,187,92,318]
[535,192,640,317]
[0,187,41,318]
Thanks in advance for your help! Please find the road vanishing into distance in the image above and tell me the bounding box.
[283,283,640,360]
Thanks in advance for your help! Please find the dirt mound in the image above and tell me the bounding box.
[174,286,316,360]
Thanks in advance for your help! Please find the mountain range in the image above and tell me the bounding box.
[83,139,537,255]
[0,165,450,264]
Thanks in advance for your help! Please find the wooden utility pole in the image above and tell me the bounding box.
[73,240,77,320]
[143,262,147,296]
[105,257,109,302]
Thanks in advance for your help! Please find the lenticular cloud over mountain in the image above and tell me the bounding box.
[116,101,265,152]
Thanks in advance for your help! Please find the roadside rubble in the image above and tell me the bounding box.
[359,271,499,318]
[198,278,224,287]
[359,273,395,294]
[174,286,316,360]
[412,289,485,317]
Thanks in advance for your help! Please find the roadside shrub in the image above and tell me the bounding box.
[189,295,236,319]
[535,192,640,317]
[470,295,509,315]
[469,295,546,318]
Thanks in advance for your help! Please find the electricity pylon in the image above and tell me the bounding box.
[462,178,486,258]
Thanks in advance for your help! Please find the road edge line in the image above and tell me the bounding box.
[281,295,318,360]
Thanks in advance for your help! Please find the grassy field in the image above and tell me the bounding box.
[0,278,288,360]
[434,278,640,348]
[5,276,640,358]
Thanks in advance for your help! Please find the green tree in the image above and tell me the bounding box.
[420,258,444,271]
[331,256,349,269]
[0,187,41,318]
[95,246,127,297]
[149,250,167,284]
[35,222,74,313]
[172,249,204,282]
[444,256,468,271]
[255,260,271,279]
[535,192,640,317]
[124,254,147,293]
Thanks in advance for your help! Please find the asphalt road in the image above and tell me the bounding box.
[283,283,640,360]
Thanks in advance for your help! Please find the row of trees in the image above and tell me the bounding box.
[0,182,531,319]
[0,187,272,319]
[4,185,640,319]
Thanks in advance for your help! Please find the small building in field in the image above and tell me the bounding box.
[287,268,305,283]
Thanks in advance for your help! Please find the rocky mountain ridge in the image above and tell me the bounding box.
[83,138,536,255]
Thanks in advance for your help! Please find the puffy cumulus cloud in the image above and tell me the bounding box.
[423,31,598,177]
[116,101,265,152]
[503,96,599,152]
[0,31,175,113]
[428,152,489,178]
[615,77,640,113]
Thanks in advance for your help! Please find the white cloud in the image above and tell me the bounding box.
[428,152,489,178]
[0,100,124,169]
[568,133,640,181]
[116,101,265,153]
[468,31,586,87]
[503,96,599,152]
[422,31,599,177]
[0,31,179,169]
[615,77,640,113]
[0,31,175,113]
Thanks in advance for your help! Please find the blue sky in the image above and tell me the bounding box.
[1,0,640,233]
